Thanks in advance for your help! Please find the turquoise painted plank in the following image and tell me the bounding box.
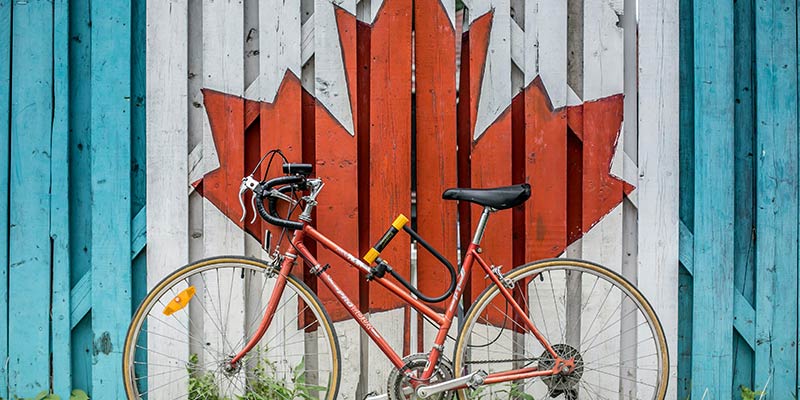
[691,0,736,397]
[71,316,93,394]
[679,0,695,231]
[8,1,54,397]
[754,0,799,397]
[678,0,695,392]
[51,0,72,396]
[678,221,694,271]
[68,0,94,392]
[677,268,693,398]
[732,0,756,391]
[131,0,146,214]
[131,206,147,258]
[70,271,92,329]
[0,0,10,397]
[90,0,132,396]
[678,224,756,349]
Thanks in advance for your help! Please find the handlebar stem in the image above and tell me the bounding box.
[298,179,324,222]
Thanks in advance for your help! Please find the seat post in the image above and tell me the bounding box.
[471,207,494,245]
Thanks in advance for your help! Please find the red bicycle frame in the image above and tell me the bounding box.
[231,209,573,389]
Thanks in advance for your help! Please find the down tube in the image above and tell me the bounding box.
[292,237,406,369]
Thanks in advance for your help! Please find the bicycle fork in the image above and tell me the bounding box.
[228,250,295,366]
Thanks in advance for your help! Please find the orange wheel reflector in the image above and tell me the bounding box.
[162,286,196,316]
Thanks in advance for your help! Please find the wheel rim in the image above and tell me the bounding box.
[454,261,667,400]
[124,259,338,399]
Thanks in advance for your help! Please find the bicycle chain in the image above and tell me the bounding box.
[464,356,541,365]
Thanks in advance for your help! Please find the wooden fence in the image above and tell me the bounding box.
[679,0,800,398]
[0,0,146,398]
[147,0,679,398]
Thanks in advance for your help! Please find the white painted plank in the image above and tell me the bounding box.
[525,0,568,108]
[582,0,625,102]
[314,0,355,135]
[637,0,680,397]
[255,0,301,102]
[471,0,512,140]
[202,0,246,396]
[145,0,190,396]
[577,0,626,394]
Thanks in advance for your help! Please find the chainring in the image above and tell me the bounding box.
[387,353,455,400]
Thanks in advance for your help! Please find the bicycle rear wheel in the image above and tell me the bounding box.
[453,259,668,399]
[123,256,340,399]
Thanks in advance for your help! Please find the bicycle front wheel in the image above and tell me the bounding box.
[453,259,668,400]
[123,256,341,400]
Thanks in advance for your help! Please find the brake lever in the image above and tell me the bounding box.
[249,193,258,224]
[239,175,261,223]
[238,181,248,223]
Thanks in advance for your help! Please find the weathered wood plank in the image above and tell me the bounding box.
[201,1,246,397]
[146,0,190,396]
[466,2,514,303]
[676,225,757,350]
[51,0,72,396]
[0,6,8,400]
[70,271,92,330]
[732,0,756,390]
[0,0,10,396]
[363,0,412,310]
[637,0,680,396]
[131,206,147,259]
[314,0,361,322]
[67,0,94,391]
[677,0,694,391]
[753,0,798,396]
[90,0,132,396]
[691,0,735,396]
[8,1,53,395]
[414,0,457,311]
[524,0,568,262]
[577,1,625,393]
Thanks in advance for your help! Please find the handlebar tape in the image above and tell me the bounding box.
[254,175,306,230]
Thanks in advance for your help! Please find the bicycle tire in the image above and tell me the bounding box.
[452,258,668,399]
[122,256,341,400]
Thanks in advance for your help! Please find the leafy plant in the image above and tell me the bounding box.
[1,389,88,400]
[186,354,325,400]
[188,353,220,400]
[740,385,766,400]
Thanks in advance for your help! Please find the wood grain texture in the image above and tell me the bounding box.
[464,9,515,303]
[414,0,458,311]
[314,2,361,321]
[146,0,190,396]
[732,0,757,391]
[201,3,246,395]
[691,0,735,397]
[0,0,9,397]
[637,0,680,396]
[677,0,695,396]
[523,0,568,262]
[8,1,53,395]
[51,0,72,396]
[753,0,798,396]
[363,0,412,312]
[90,0,132,395]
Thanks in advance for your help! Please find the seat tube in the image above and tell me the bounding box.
[472,207,494,245]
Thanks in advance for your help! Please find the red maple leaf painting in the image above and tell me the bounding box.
[192,0,631,323]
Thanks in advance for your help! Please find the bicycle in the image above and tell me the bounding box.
[123,149,668,399]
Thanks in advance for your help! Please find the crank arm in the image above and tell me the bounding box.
[415,370,487,398]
